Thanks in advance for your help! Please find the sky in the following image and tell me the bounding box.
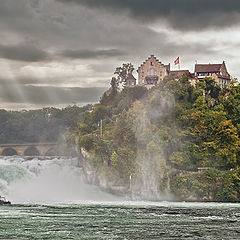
[1,0,240,110]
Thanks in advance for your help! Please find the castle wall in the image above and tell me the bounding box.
[138,55,169,86]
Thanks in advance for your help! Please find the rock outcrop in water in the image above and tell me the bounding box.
[79,148,129,197]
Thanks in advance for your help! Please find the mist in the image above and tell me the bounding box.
[128,90,176,200]
[0,156,120,203]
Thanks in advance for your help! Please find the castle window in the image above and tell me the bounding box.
[151,61,154,66]
[147,69,157,76]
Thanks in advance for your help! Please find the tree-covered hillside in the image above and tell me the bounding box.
[0,105,92,144]
[76,75,240,202]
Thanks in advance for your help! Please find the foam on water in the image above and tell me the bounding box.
[0,156,120,203]
[1,201,240,239]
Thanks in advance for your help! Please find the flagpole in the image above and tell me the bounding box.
[129,174,132,200]
[100,119,103,137]
[174,57,180,70]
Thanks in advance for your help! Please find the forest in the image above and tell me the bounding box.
[75,71,240,202]
[0,104,92,144]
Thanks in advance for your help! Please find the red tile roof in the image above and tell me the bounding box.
[195,64,222,73]
[170,70,191,78]
[215,72,230,80]
[195,62,230,80]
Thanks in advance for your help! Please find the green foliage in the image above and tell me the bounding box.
[114,63,134,85]
[78,135,95,152]
[110,151,118,166]
[74,75,240,201]
[0,105,91,144]
[117,86,147,111]
[171,169,240,202]
[100,77,119,106]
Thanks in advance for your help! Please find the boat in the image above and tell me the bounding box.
[0,196,11,205]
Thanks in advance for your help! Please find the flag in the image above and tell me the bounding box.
[98,120,102,127]
[174,57,179,65]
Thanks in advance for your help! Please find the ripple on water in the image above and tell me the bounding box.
[0,202,239,239]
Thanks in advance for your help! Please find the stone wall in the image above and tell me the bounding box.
[138,55,169,86]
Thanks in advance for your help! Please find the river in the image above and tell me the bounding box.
[0,156,239,239]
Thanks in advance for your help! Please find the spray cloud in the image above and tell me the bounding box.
[128,88,175,200]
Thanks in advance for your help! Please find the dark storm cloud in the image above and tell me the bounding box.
[0,84,107,104]
[154,41,216,57]
[0,0,238,110]
[61,49,125,59]
[56,0,240,30]
[0,44,50,62]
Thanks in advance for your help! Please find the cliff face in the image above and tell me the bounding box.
[79,148,176,201]
[79,147,240,202]
[79,148,129,196]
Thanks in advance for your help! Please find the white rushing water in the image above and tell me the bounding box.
[0,156,119,203]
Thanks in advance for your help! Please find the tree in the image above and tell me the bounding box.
[114,63,134,85]
[214,120,240,169]
[110,77,119,93]
[100,77,120,106]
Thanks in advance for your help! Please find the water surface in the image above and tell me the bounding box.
[0,201,239,239]
[0,156,239,239]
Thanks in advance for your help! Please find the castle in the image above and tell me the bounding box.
[127,55,231,89]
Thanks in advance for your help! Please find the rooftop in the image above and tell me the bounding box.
[195,63,222,73]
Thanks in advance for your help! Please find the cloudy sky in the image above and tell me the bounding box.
[1,0,240,110]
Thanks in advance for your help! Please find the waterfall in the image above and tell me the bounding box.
[0,156,119,203]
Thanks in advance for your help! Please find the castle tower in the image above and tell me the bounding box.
[137,55,170,89]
